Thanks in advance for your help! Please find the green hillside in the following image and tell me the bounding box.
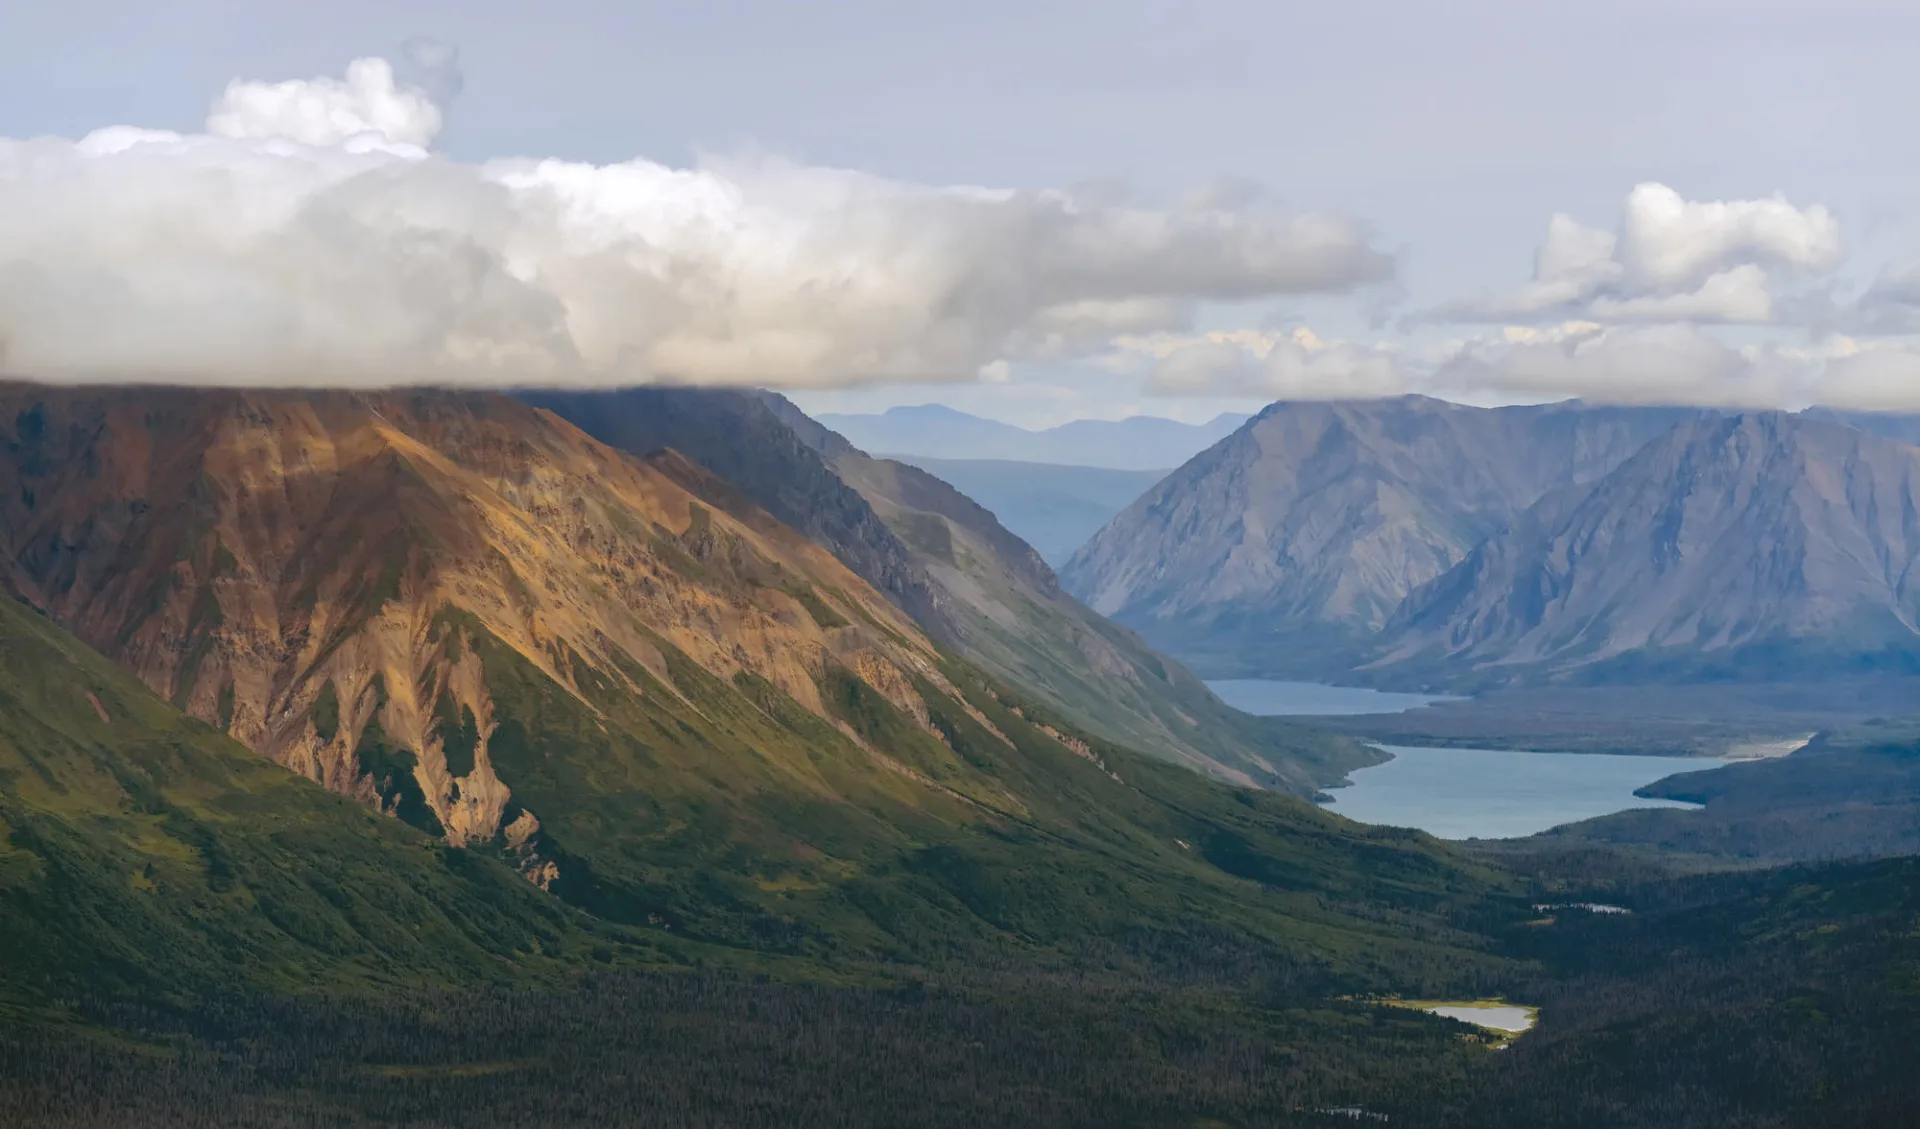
[0,596,596,1007]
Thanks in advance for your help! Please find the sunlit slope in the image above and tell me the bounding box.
[0,383,1504,986]
[528,386,1373,792]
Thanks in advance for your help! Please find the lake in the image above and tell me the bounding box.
[1205,679,1462,716]
[1425,1004,1536,1033]
[1324,745,1730,839]
[1210,678,1725,839]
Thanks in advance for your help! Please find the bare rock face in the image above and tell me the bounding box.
[1377,412,1920,679]
[1059,396,1695,669]
[0,386,962,854]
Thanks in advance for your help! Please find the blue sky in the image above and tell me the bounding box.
[7,0,1920,425]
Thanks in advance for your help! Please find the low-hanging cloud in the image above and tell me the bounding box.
[1136,328,1406,399]
[1133,322,1920,411]
[0,57,1392,389]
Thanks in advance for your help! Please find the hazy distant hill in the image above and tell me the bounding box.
[1062,396,1692,675]
[814,404,1249,470]
[887,457,1166,565]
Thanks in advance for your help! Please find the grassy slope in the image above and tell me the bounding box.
[0,597,604,1009]
[445,598,1507,988]
[0,556,1511,1007]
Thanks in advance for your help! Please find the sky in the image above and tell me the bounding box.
[6,0,1920,427]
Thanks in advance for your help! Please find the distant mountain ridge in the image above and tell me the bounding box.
[1061,396,1695,676]
[1063,396,1920,686]
[814,404,1249,470]
[1379,411,1920,682]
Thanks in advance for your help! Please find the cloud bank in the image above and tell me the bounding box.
[1132,322,1920,411]
[0,57,1391,388]
[1124,179,1920,412]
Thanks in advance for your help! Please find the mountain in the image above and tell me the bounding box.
[0,386,971,865]
[0,382,1479,972]
[813,404,1250,470]
[528,386,1368,790]
[1062,396,1694,676]
[884,457,1166,566]
[1377,411,1920,683]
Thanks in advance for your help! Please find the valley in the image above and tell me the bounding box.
[9,21,1920,1127]
[0,384,1915,1128]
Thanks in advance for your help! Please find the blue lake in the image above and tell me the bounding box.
[1209,679,1725,840]
[1205,679,1462,716]
[1323,745,1729,840]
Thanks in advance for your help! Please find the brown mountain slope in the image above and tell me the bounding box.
[0,382,1503,975]
[524,387,1370,792]
[1377,411,1920,683]
[0,386,968,851]
[1060,396,1694,676]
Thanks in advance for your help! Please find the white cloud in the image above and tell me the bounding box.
[0,58,1392,390]
[1135,328,1406,399]
[206,58,444,149]
[1616,182,1842,290]
[1130,321,1920,411]
[1439,183,1840,327]
[1587,264,1774,323]
[1433,324,1799,406]
[1460,215,1623,319]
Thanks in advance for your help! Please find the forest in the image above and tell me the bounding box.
[3,852,1915,1128]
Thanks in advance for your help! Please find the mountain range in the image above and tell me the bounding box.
[1064,396,1920,686]
[813,404,1250,470]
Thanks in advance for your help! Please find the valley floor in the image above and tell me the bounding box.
[5,855,1916,1129]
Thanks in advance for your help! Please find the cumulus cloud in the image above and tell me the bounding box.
[206,58,444,149]
[0,58,1392,389]
[1440,183,1841,326]
[1615,183,1842,290]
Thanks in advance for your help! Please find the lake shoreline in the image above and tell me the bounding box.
[1321,742,1732,840]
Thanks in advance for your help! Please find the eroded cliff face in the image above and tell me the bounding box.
[0,386,964,853]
